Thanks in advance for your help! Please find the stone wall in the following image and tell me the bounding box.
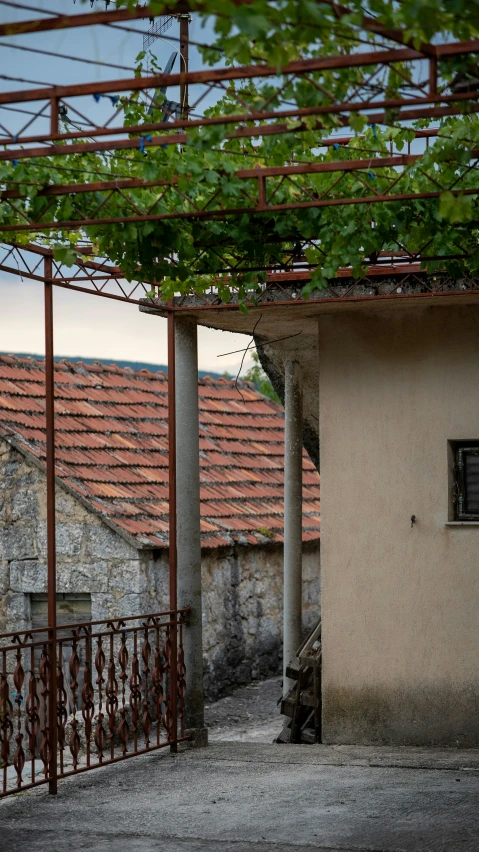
[0,440,152,633]
[0,439,321,699]
[151,540,321,700]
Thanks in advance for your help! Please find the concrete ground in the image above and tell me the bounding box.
[1,741,479,852]
[205,675,283,742]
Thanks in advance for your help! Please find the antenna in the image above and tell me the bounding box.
[143,17,174,50]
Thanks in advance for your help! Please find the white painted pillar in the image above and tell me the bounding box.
[283,360,303,695]
[175,316,206,742]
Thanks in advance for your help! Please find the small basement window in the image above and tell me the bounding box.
[452,443,479,520]
[31,593,91,631]
[31,593,91,712]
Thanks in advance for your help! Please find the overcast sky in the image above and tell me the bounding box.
[0,275,251,373]
[0,1,253,374]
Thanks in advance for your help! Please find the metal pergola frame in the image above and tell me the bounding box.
[1,0,479,795]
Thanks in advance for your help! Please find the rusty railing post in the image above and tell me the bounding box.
[179,13,190,119]
[168,306,178,752]
[44,256,58,794]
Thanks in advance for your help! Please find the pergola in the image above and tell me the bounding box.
[1,0,479,797]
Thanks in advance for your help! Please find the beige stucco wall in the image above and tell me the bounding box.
[319,303,479,746]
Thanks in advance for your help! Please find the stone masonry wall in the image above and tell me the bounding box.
[0,440,321,699]
[151,539,321,700]
[0,440,152,632]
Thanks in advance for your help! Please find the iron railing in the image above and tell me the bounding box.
[0,609,188,798]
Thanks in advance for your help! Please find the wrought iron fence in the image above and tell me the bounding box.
[0,609,189,798]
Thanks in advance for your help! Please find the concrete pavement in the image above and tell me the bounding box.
[1,742,479,851]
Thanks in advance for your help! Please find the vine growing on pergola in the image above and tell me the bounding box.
[1,0,479,301]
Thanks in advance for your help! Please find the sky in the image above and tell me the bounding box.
[0,274,251,373]
[0,1,254,374]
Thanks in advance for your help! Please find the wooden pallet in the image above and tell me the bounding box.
[277,619,321,744]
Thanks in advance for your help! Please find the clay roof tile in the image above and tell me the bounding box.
[0,357,320,549]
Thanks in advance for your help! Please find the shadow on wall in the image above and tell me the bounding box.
[202,540,320,701]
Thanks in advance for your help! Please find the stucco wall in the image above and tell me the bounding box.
[319,303,479,746]
[0,440,320,699]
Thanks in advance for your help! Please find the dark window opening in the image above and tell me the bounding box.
[30,593,92,712]
[452,443,479,520]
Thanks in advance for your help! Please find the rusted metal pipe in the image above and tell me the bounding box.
[2,40,479,108]
[179,14,190,120]
[44,256,57,795]
[0,4,161,38]
[5,183,479,235]
[2,91,479,162]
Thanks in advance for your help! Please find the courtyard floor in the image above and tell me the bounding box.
[2,742,479,850]
[1,678,479,851]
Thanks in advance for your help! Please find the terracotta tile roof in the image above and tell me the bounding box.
[0,355,320,549]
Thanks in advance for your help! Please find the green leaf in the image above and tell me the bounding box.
[439,191,474,223]
[349,113,368,133]
[53,244,77,267]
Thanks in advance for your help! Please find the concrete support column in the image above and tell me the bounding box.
[283,360,303,695]
[175,316,207,744]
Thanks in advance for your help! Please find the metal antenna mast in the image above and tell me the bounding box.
[178,13,190,118]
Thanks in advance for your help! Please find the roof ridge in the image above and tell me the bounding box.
[0,353,44,369]
[0,355,272,398]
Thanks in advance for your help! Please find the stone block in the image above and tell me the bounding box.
[55,490,88,521]
[147,552,168,601]
[4,591,30,626]
[85,524,137,560]
[11,488,38,522]
[0,494,7,523]
[57,560,108,594]
[4,460,21,479]
[0,524,36,561]
[36,522,84,558]
[91,593,116,622]
[0,561,9,594]
[238,579,255,605]
[117,593,144,618]
[257,617,279,653]
[106,559,143,594]
[9,559,46,593]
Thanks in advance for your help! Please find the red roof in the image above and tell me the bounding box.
[0,355,320,549]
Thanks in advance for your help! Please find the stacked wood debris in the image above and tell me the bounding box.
[277,619,321,744]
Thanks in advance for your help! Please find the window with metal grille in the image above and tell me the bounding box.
[453,444,479,520]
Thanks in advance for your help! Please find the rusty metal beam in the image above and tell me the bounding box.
[2,89,478,164]
[0,1,476,62]
[0,4,159,37]
[5,41,479,108]
[325,0,437,56]
[3,185,479,234]
[168,286,479,313]
[44,255,57,796]
[4,151,474,205]
[0,113,448,149]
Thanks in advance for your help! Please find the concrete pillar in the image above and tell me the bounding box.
[175,316,207,744]
[283,360,303,695]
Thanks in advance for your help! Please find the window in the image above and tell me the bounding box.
[30,593,91,632]
[30,593,92,712]
[452,444,479,520]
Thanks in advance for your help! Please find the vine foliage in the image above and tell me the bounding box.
[1,0,479,299]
